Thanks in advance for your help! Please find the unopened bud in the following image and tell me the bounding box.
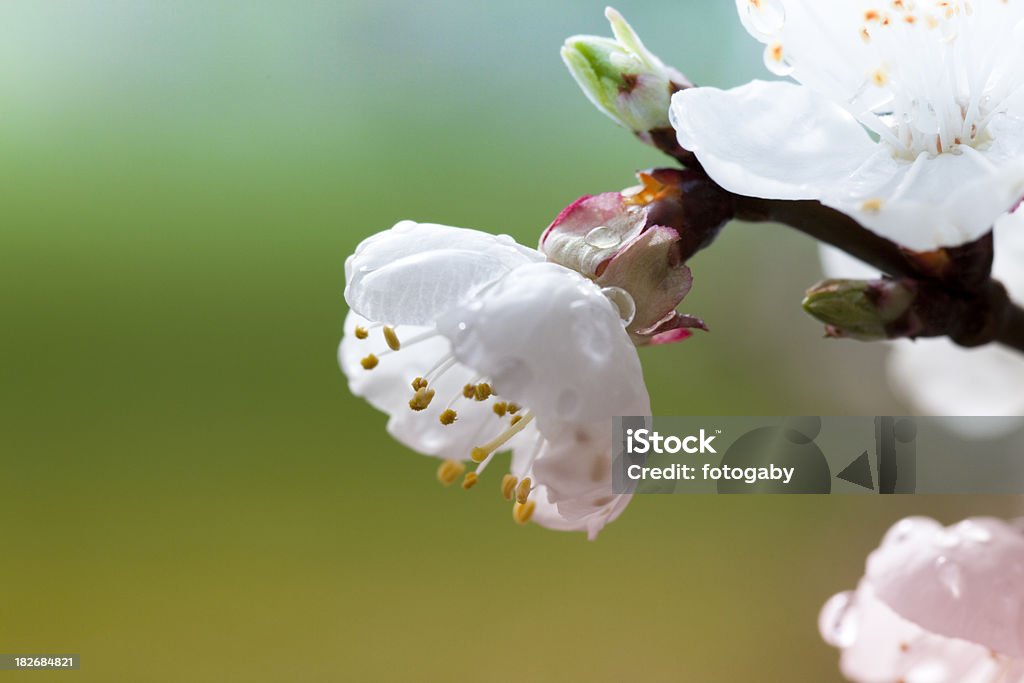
[540,169,728,346]
[803,279,917,341]
[561,8,691,144]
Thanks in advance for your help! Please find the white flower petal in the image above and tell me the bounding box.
[865,517,1024,659]
[511,419,631,540]
[438,262,651,423]
[670,80,876,201]
[823,123,1024,251]
[344,221,543,326]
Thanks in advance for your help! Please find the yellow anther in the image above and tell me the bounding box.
[462,384,477,399]
[513,500,536,525]
[439,409,458,426]
[507,403,520,415]
[510,415,522,426]
[470,412,535,464]
[462,472,479,490]
[474,383,493,401]
[360,354,379,370]
[501,474,518,501]
[409,388,436,411]
[516,477,532,504]
[871,67,889,87]
[411,377,428,391]
[861,198,885,213]
[437,459,465,486]
[493,402,508,417]
[354,326,369,340]
[383,326,401,351]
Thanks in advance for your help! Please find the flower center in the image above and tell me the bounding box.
[753,0,1024,158]
[354,322,542,524]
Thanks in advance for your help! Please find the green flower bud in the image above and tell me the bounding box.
[803,279,917,342]
[561,8,691,137]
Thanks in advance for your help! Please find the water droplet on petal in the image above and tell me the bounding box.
[585,226,621,249]
[936,557,963,598]
[600,286,636,327]
[819,591,858,647]
[958,520,992,544]
[746,0,786,34]
[882,517,939,547]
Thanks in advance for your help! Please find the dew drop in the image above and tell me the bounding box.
[746,0,786,34]
[585,226,621,249]
[819,591,858,647]
[958,520,992,544]
[600,286,636,327]
[882,517,939,547]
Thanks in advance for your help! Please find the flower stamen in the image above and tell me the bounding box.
[439,409,458,425]
[474,383,493,401]
[437,460,465,486]
[501,474,518,501]
[360,354,379,370]
[462,472,479,490]
[409,388,436,411]
[513,500,536,525]
[382,326,401,351]
[470,412,535,463]
[515,477,533,504]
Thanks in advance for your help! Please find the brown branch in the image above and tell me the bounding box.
[643,167,1024,354]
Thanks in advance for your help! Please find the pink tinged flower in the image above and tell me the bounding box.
[670,0,1024,251]
[539,176,708,346]
[340,221,650,538]
[821,517,1024,682]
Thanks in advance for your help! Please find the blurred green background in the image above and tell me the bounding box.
[1,2,1017,681]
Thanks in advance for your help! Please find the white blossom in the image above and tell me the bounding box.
[671,0,1024,251]
[339,221,650,538]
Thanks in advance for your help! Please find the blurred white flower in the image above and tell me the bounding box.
[339,221,650,539]
[820,208,1024,427]
[671,0,1024,251]
[821,516,1024,682]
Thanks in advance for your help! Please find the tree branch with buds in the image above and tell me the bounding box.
[561,8,1024,355]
